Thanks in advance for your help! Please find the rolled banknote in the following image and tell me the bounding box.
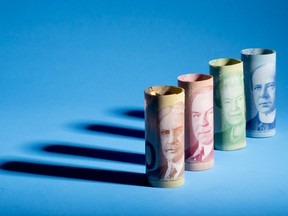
[241,48,276,138]
[144,86,185,188]
[209,58,246,150]
[178,74,214,171]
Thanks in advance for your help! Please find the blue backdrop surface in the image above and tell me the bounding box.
[1,0,288,215]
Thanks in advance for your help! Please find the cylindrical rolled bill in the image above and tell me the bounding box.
[241,48,276,138]
[144,86,185,188]
[209,58,246,150]
[178,74,214,171]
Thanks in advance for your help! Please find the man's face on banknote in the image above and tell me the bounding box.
[252,64,276,115]
[159,106,184,163]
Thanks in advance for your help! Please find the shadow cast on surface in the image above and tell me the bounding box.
[122,110,144,119]
[0,108,148,187]
[1,161,148,187]
[78,123,145,139]
[42,144,145,165]
[111,108,144,120]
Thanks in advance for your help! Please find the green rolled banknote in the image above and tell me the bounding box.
[144,86,185,188]
[241,48,276,138]
[209,58,246,150]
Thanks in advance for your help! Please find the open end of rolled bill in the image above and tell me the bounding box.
[178,74,212,83]
[146,86,183,96]
[209,58,241,67]
[241,48,276,55]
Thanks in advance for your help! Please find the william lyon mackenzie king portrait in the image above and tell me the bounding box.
[186,86,214,163]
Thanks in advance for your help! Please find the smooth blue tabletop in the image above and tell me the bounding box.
[1,0,288,215]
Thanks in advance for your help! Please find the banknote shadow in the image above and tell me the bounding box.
[123,110,144,119]
[1,161,148,187]
[112,108,144,119]
[76,123,145,139]
[0,108,147,186]
[42,143,145,165]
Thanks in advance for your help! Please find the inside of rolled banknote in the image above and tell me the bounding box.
[178,74,212,82]
[147,86,182,96]
[209,58,241,67]
[241,48,275,55]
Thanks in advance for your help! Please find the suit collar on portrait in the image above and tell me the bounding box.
[163,155,184,179]
[187,141,214,163]
[259,109,276,123]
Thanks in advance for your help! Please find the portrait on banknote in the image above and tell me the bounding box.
[214,72,246,146]
[246,63,276,132]
[146,102,184,181]
[185,86,214,163]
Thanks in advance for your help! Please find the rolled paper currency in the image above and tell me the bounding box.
[209,58,247,150]
[144,86,185,188]
[241,48,276,138]
[178,74,214,171]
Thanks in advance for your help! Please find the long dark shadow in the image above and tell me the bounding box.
[124,110,144,119]
[78,123,145,139]
[43,144,145,165]
[1,161,148,187]
[111,108,144,119]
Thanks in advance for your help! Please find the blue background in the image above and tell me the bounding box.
[1,0,288,215]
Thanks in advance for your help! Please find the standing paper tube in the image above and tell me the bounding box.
[144,86,185,188]
[209,58,247,150]
[178,74,214,171]
[241,48,276,138]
